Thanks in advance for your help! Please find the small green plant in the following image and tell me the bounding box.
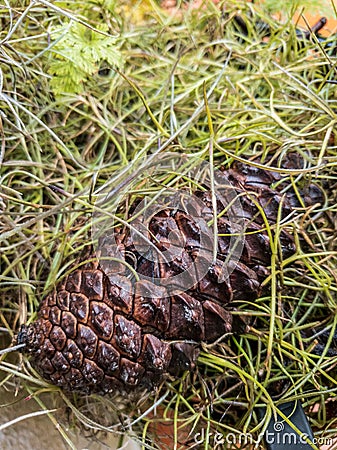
[48,22,123,95]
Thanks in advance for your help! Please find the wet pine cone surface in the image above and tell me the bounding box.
[18,160,320,395]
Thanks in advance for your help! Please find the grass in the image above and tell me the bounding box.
[1,0,337,449]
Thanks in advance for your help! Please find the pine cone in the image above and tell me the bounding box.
[17,161,314,395]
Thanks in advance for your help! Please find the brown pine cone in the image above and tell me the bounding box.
[17,160,318,395]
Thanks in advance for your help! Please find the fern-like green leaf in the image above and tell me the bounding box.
[47,22,123,95]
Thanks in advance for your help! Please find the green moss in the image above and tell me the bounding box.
[1,0,337,448]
